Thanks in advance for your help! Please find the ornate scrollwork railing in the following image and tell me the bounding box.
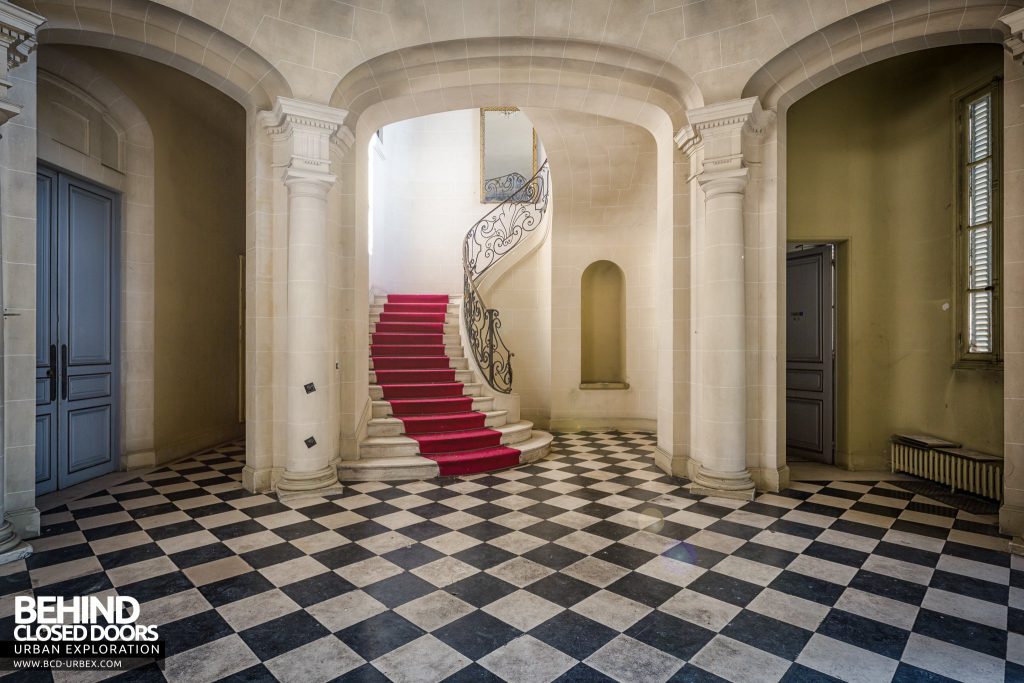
[483,171,528,202]
[463,161,550,393]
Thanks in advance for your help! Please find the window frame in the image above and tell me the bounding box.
[954,77,1003,369]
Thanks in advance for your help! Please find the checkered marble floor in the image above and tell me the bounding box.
[1,433,1020,683]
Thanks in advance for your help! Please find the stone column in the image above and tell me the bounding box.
[998,9,1024,552]
[259,98,352,499]
[0,0,43,562]
[678,97,769,500]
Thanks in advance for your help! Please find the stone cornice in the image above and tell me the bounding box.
[0,2,44,128]
[676,96,774,179]
[0,2,44,71]
[674,124,701,158]
[1003,8,1024,60]
[675,97,774,157]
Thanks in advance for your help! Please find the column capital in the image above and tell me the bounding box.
[697,167,748,198]
[1002,8,1024,61]
[676,97,774,172]
[258,97,354,184]
[0,1,44,127]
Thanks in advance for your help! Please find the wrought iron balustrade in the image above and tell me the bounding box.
[463,161,550,393]
[483,171,528,202]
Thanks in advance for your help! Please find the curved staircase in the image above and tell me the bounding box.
[340,293,551,481]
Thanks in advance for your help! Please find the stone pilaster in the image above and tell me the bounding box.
[0,0,42,563]
[677,97,771,500]
[258,98,352,500]
[998,9,1024,553]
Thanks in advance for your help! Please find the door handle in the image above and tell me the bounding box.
[48,344,57,402]
[60,344,68,401]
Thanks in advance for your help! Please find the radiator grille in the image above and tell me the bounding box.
[891,441,1003,502]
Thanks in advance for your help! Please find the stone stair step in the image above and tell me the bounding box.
[358,420,533,459]
[338,430,552,482]
[369,382,481,401]
[369,369,475,385]
[371,396,494,418]
[338,456,440,481]
[369,356,468,371]
[366,410,508,437]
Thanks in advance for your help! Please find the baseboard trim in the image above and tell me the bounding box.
[750,464,790,493]
[124,450,156,470]
[155,424,245,465]
[243,465,283,494]
[547,417,657,433]
[654,447,689,479]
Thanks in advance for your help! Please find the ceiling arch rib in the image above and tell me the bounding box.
[743,0,1020,111]
[15,0,290,111]
[330,37,703,137]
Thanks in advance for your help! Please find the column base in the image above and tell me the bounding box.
[276,464,343,501]
[688,465,756,501]
[6,507,40,540]
[0,542,32,565]
[0,520,30,564]
[1009,537,1024,557]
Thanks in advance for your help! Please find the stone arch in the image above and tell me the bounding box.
[329,39,687,454]
[730,0,1022,492]
[16,0,291,110]
[36,45,157,468]
[330,37,703,138]
[743,0,1018,111]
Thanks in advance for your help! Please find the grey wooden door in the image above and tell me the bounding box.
[786,245,834,464]
[36,166,119,494]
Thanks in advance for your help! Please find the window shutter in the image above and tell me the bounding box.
[963,91,996,357]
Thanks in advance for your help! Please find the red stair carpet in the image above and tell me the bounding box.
[372,294,521,476]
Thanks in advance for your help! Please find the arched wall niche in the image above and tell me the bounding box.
[580,260,626,387]
[37,45,157,470]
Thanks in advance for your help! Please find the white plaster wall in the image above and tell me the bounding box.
[519,111,658,431]
[369,109,488,296]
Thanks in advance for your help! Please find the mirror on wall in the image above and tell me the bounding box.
[480,107,537,202]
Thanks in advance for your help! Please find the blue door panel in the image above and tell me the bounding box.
[35,414,54,491]
[66,185,113,366]
[35,168,58,496]
[66,405,113,475]
[35,165,119,495]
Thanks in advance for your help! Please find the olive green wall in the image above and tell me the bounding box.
[62,47,246,463]
[788,44,1004,470]
[581,260,626,384]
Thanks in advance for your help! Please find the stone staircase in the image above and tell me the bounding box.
[339,293,551,481]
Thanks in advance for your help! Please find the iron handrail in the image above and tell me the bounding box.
[462,160,551,393]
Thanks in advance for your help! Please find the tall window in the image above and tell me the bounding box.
[957,81,1001,366]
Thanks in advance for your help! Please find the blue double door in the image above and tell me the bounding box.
[36,166,120,495]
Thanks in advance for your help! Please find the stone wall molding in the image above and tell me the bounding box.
[1002,8,1024,60]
